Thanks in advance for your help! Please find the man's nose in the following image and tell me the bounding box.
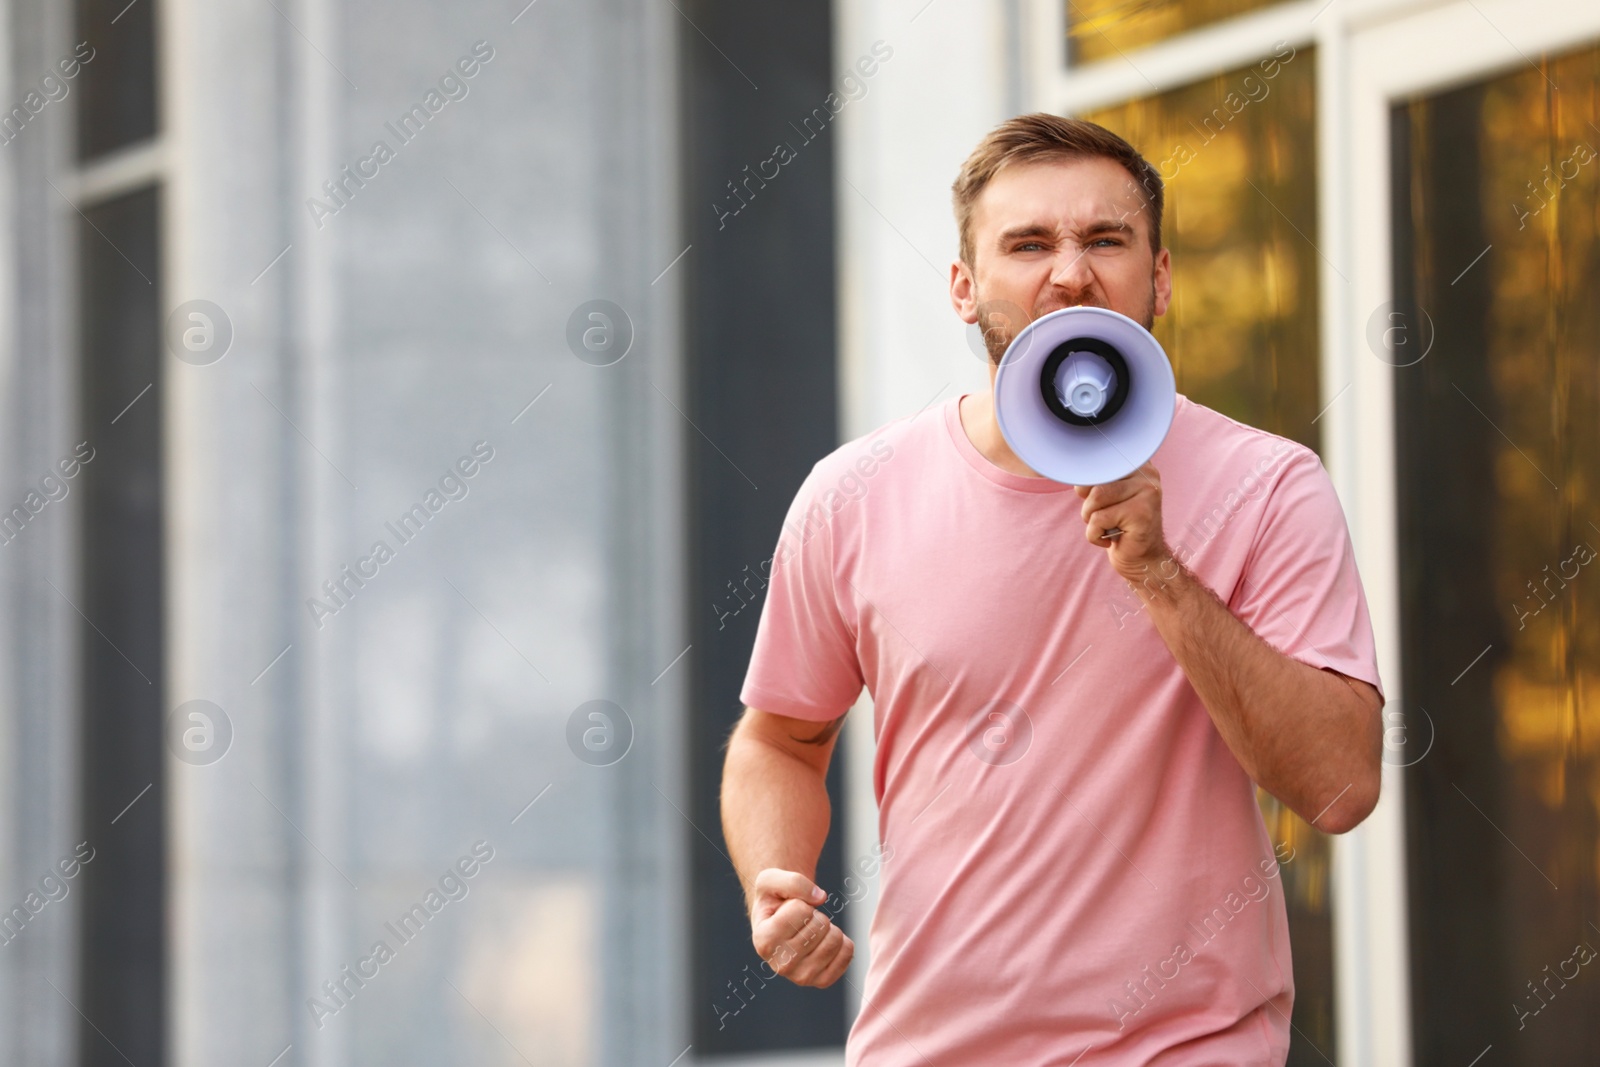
[1048,245,1095,293]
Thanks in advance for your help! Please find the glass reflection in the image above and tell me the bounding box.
[1067,0,1283,66]
[1395,43,1600,1066]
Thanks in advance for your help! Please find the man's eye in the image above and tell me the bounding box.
[1015,242,1045,252]
[1091,237,1122,248]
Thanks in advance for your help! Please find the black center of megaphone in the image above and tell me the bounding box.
[1039,338,1131,426]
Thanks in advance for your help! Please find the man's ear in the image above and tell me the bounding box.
[950,258,979,324]
[1152,246,1172,319]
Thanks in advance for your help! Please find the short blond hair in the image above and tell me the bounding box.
[952,113,1164,266]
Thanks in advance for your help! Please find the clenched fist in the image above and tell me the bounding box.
[749,868,854,988]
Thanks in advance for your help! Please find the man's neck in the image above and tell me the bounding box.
[958,387,1047,478]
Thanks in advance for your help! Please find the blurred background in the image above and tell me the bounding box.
[0,0,1595,1064]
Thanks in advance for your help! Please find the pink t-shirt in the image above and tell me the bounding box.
[739,392,1383,1066]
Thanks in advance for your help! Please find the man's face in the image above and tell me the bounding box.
[950,156,1172,365]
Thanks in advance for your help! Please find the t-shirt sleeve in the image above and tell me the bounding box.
[738,463,865,722]
[1229,447,1385,700]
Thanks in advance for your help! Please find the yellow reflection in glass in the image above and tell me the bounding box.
[1067,0,1284,66]
[1459,47,1599,858]
[1398,46,1600,1055]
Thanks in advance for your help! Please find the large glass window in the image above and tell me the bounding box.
[1086,49,1336,1066]
[1393,42,1600,1066]
[77,185,166,1067]
[1067,0,1285,66]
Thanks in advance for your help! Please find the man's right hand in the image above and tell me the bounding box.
[749,867,854,988]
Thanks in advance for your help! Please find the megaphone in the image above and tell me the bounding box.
[993,305,1176,489]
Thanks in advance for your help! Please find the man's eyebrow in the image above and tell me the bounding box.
[1077,218,1137,237]
[995,223,1056,246]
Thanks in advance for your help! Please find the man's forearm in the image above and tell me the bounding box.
[1128,555,1381,832]
[721,727,833,911]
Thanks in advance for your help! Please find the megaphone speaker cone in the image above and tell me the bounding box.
[993,306,1176,487]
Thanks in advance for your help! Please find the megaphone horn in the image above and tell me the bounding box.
[992,306,1176,497]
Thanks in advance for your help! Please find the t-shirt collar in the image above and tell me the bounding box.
[943,390,1188,493]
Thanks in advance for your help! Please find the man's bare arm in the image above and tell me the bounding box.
[1078,463,1384,834]
[720,706,854,987]
[1134,560,1384,833]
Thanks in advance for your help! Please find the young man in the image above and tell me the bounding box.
[719,114,1384,1065]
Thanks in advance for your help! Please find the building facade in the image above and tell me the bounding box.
[0,0,1596,1065]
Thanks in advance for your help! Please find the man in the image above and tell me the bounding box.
[719,114,1384,1065]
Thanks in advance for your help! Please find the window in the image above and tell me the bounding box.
[76,0,158,160]
[73,1,164,1064]
[680,0,850,1053]
[1393,41,1600,1065]
[1067,0,1287,65]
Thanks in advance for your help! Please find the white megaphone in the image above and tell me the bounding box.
[993,306,1176,491]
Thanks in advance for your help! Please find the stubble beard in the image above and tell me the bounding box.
[976,283,1158,367]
